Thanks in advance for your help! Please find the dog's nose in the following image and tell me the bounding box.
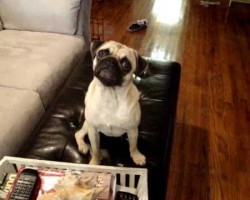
[105,58,117,67]
[107,60,115,66]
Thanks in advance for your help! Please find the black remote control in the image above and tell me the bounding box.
[8,168,39,200]
[115,191,138,200]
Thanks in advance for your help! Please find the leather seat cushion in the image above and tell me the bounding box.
[19,52,181,200]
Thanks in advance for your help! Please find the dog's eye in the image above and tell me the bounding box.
[97,49,109,59]
[121,58,131,72]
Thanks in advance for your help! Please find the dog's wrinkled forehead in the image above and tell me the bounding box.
[97,41,136,66]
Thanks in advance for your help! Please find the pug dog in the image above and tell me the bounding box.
[75,41,147,165]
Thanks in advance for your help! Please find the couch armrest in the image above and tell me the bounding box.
[0,18,2,31]
[76,0,92,49]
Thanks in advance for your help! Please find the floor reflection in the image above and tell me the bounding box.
[150,48,171,61]
[152,0,183,25]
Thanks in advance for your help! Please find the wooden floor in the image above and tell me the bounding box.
[91,0,250,199]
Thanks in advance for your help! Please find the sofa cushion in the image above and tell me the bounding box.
[0,0,81,35]
[0,86,44,159]
[0,30,85,107]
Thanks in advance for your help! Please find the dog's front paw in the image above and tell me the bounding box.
[78,142,89,154]
[89,157,100,165]
[131,151,146,166]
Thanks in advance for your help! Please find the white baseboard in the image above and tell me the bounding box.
[229,0,250,6]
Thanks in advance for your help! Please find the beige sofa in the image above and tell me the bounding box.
[0,0,92,158]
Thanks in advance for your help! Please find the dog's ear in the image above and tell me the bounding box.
[91,41,105,59]
[134,51,148,77]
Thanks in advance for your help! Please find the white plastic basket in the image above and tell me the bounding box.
[0,156,148,200]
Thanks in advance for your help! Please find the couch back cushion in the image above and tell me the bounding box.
[0,0,81,35]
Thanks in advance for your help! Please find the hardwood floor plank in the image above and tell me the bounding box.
[91,0,250,199]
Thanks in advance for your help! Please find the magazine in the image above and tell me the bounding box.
[0,173,17,200]
[37,170,115,200]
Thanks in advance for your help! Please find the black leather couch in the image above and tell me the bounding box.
[19,51,181,200]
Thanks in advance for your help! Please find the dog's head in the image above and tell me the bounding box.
[91,41,147,87]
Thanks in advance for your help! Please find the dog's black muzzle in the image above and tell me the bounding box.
[94,57,123,87]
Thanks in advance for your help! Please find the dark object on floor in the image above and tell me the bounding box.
[127,19,148,32]
[19,51,181,200]
[199,1,220,7]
